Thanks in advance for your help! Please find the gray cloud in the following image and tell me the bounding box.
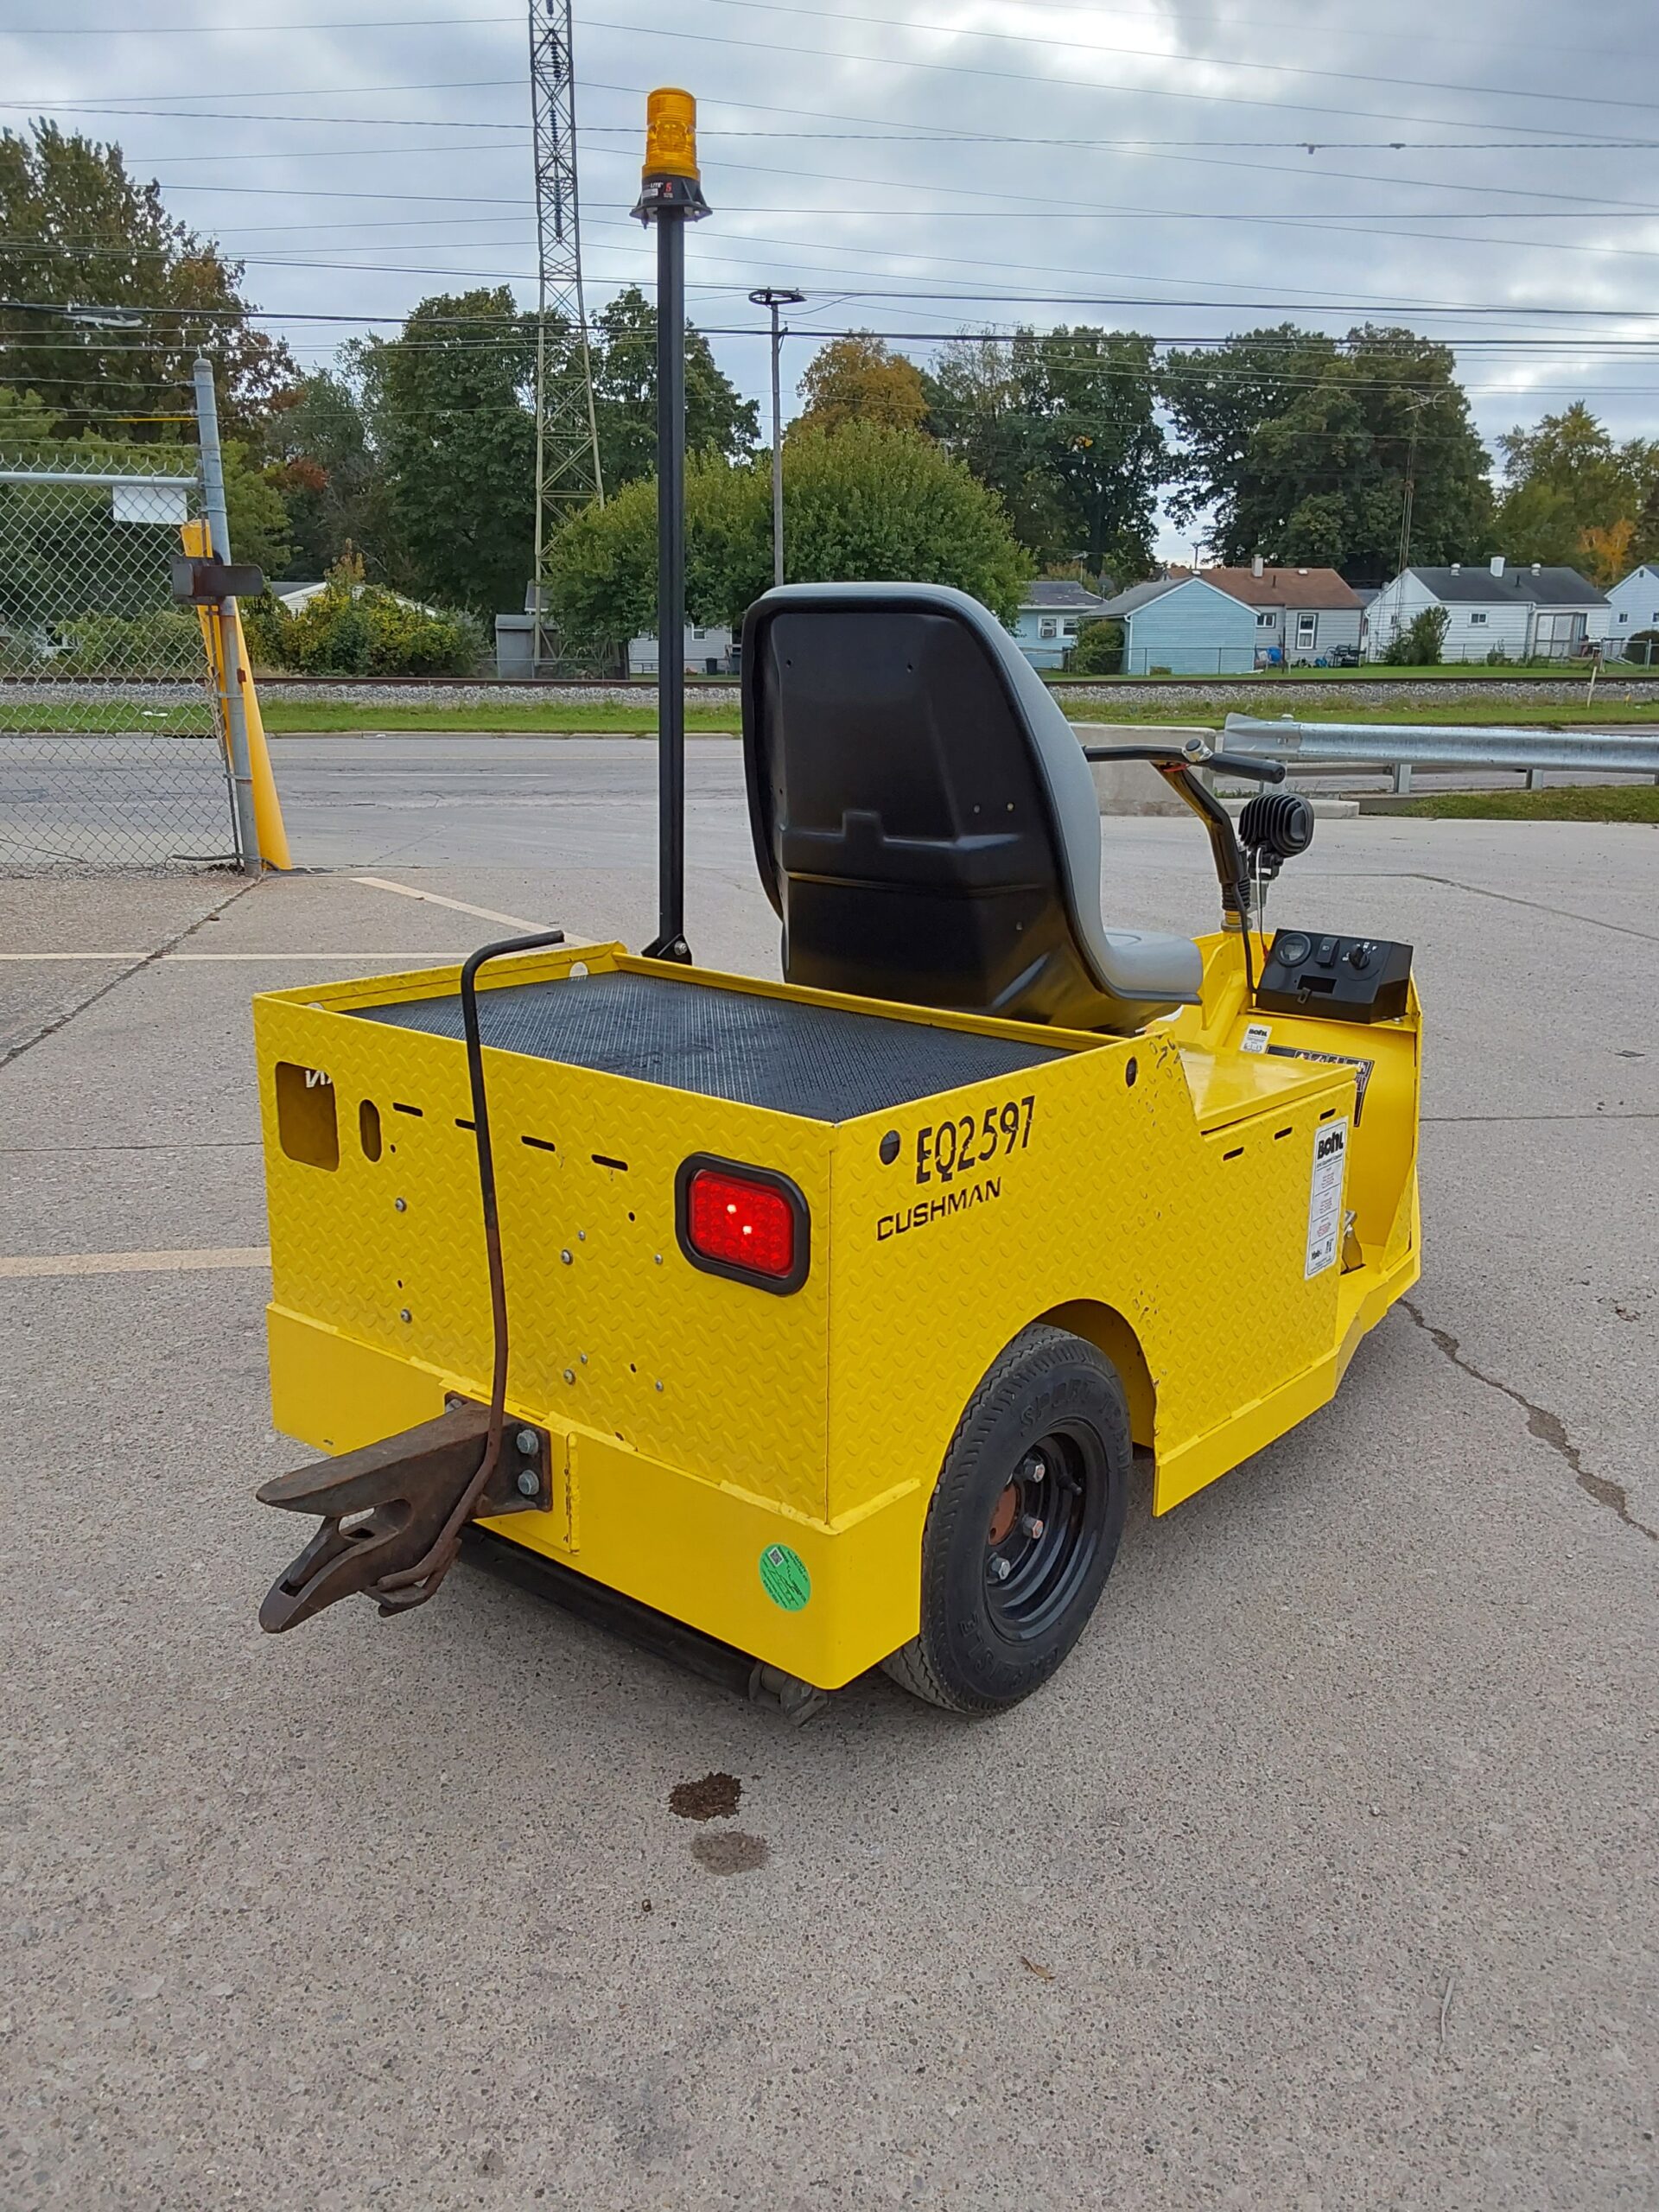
[3,0,1655,554]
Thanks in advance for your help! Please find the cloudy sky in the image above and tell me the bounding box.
[4,0,1656,555]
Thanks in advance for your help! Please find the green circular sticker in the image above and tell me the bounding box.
[759,1543,810,1611]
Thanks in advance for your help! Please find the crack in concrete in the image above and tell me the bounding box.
[0,876,262,1073]
[1402,1298,1656,1545]
[1402,875,1659,945]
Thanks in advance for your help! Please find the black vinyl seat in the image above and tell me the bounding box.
[741,582,1203,1034]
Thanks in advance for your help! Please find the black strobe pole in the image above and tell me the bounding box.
[634,89,709,965]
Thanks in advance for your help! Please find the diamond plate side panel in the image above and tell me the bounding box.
[823,1030,1355,1526]
[255,979,836,1522]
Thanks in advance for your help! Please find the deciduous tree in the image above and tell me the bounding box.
[586,284,759,493]
[1161,325,1491,579]
[0,124,292,439]
[547,424,1031,649]
[927,327,1162,581]
[1494,403,1655,572]
[359,288,535,617]
[796,334,929,434]
[263,370,386,581]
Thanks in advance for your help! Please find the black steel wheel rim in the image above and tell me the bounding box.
[982,1423,1104,1643]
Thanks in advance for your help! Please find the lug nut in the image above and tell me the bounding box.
[1022,1454,1046,1483]
[1020,1515,1046,1540]
[515,1427,539,1457]
[989,1555,1013,1582]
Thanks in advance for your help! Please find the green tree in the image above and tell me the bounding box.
[925,338,1061,555]
[1494,403,1654,571]
[1630,475,1659,571]
[927,327,1162,580]
[1383,605,1449,665]
[796,334,929,434]
[586,284,759,494]
[1162,324,1492,579]
[0,123,292,438]
[263,370,386,580]
[221,440,292,579]
[546,424,1031,650]
[359,288,535,616]
[1070,618,1123,675]
[245,551,483,676]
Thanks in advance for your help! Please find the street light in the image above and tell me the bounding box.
[749,285,804,588]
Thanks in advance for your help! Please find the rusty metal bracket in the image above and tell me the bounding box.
[256,1402,552,1633]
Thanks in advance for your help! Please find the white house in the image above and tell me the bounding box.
[1604,563,1659,658]
[626,623,735,677]
[1009,580,1113,670]
[1364,557,1610,663]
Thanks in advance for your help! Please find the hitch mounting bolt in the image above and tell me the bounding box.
[394,1197,406,1212]
[515,1427,540,1457]
[560,1249,573,1265]
[399,1307,411,1323]
[515,1467,539,1498]
[563,1368,575,1384]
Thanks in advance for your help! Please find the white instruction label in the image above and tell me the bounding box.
[1305,1118,1348,1278]
[1241,1021,1272,1054]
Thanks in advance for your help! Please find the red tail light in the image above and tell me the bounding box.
[675,1156,810,1294]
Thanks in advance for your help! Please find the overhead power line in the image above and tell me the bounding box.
[559,11,1659,144]
[664,0,1659,122]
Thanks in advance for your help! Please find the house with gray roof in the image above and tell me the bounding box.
[1604,563,1659,658]
[1095,574,1258,674]
[1010,579,1114,670]
[1364,557,1609,664]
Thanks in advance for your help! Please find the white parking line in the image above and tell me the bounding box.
[0,1246,271,1280]
[350,875,547,930]
[351,874,595,946]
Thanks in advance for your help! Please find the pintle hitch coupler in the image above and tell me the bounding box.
[255,1401,553,1633]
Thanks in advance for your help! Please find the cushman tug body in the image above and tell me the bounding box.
[251,97,1421,1713]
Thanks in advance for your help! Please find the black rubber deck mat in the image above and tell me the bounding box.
[353,967,1065,1122]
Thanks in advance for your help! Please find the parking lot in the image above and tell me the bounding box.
[3,740,1656,2209]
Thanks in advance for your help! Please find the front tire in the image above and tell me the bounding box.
[882,1324,1131,1713]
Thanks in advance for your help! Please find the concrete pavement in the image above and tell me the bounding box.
[1,760,1655,2209]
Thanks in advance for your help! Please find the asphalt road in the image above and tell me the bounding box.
[256,734,1658,874]
[3,733,1652,873]
[1,764,1656,2209]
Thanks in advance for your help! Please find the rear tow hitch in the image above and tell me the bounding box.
[256,1401,552,1632]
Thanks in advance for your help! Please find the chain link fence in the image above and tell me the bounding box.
[0,444,239,871]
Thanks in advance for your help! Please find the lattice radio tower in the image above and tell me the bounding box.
[529,0,603,670]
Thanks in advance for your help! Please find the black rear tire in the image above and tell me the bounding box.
[882,1324,1131,1713]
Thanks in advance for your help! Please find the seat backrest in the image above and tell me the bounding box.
[741,582,1197,1032]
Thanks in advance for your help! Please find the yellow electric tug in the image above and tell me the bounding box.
[250,97,1421,1715]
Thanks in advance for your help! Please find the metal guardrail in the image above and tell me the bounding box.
[1221,714,1659,794]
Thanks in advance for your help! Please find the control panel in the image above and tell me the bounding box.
[1255,930,1413,1024]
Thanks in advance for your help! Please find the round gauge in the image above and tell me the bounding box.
[1273,931,1312,969]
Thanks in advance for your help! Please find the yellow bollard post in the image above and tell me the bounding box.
[181,519,293,870]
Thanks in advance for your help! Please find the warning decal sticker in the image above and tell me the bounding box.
[1305,1118,1348,1279]
[1241,1022,1271,1054]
